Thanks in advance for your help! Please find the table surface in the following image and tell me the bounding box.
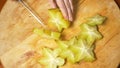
[0,0,120,68]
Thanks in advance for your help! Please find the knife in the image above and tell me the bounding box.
[18,0,47,28]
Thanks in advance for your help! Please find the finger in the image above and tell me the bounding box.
[69,0,73,13]
[64,0,73,21]
[56,0,69,20]
[49,0,57,8]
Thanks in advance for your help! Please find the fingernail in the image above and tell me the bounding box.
[64,15,69,21]
[70,17,73,22]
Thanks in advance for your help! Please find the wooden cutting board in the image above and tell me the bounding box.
[0,0,120,68]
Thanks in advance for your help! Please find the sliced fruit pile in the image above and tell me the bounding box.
[34,9,106,68]
[48,9,70,32]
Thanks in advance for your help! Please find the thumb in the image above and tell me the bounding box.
[49,0,57,8]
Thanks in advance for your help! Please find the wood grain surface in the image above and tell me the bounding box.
[0,0,120,68]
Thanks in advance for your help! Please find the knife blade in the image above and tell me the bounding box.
[18,0,47,28]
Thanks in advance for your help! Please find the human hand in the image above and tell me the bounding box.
[49,0,73,22]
